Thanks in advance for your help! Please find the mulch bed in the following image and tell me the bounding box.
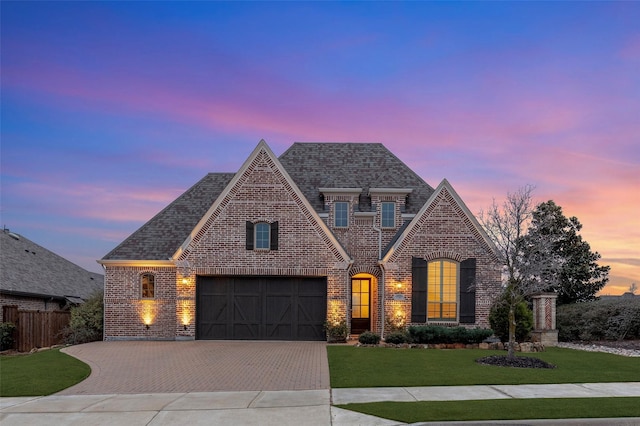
[476,355,556,369]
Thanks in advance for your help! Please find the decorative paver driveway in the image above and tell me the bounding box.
[58,340,329,395]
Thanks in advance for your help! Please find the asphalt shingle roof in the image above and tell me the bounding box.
[279,143,434,213]
[103,173,235,260]
[0,230,103,300]
[103,143,435,261]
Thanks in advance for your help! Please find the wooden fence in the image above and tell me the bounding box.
[2,306,70,352]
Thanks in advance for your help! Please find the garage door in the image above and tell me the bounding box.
[196,276,327,341]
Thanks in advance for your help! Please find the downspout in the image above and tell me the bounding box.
[372,222,384,340]
[378,261,386,341]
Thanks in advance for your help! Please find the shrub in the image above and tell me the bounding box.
[488,298,533,343]
[358,331,381,345]
[406,325,493,344]
[384,331,409,344]
[60,292,104,344]
[324,320,348,343]
[0,322,16,351]
[557,298,640,342]
[385,315,406,333]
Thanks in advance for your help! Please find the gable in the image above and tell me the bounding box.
[382,179,499,263]
[174,140,351,265]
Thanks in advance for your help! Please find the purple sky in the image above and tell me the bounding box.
[2,2,638,294]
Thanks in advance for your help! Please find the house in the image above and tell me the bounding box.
[100,141,501,341]
[1,229,104,316]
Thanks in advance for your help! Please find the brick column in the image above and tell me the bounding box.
[531,292,558,346]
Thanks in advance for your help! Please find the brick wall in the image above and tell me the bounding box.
[104,266,176,340]
[384,187,502,330]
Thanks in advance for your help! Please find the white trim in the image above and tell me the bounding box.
[319,188,362,196]
[368,188,413,196]
[97,259,175,267]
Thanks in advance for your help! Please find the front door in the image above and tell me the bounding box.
[351,278,371,334]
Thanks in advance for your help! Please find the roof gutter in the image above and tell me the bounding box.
[97,259,176,267]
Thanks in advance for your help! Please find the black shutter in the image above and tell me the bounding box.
[411,257,427,323]
[270,221,279,250]
[459,258,476,324]
[246,221,254,250]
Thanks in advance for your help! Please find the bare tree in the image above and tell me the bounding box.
[630,283,638,295]
[479,185,561,357]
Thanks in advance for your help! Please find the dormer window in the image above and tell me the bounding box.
[334,202,349,228]
[381,202,395,228]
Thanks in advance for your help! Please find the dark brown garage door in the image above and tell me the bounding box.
[196,276,327,341]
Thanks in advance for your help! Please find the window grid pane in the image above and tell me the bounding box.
[427,260,458,321]
[255,223,270,249]
[335,202,348,227]
[381,202,395,227]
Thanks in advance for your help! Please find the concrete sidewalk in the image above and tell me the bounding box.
[2,383,640,425]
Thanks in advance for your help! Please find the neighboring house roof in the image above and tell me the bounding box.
[0,230,103,302]
[103,173,235,260]
[103,142,436,262]
[279,143,434,213]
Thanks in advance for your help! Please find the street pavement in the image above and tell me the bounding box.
[1,341,639,425]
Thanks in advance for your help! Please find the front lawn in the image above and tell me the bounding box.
[338,397,640,423]
[0,348,90,396]
[327,346,640,388]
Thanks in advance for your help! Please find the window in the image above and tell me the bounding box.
[427,260,458,320]
[381,202,395,227]
[334,202,348,227]
[141,273,155,299]
[246,221,279,250]
[255,222,270,249]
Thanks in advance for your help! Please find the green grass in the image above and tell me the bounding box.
[338,397,640,423]
[0,348,91,396]
[327,346,640,387]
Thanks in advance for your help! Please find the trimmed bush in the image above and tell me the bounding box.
[557,298,640,342]
[359,331,381,345]
[324,320,348,343]
[0,322,16,351]
[407,325,493,344]
[385,331,409,344]
[489,298,533,343]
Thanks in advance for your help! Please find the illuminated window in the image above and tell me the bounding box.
[427,260,458,320]
[334,202,348,227]
[381,202,395,227]
[141,273,155,299]
[255,222,270,249]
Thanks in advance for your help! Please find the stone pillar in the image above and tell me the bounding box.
[531,293,558,346]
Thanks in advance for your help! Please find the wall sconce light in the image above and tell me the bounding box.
[395,282,402,290]
[145,324,150,330]
[183,324,188,331]
[181,277,189,285]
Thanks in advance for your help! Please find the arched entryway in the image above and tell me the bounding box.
[350,273,378,334]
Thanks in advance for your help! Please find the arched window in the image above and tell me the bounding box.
[141,273,155,299]
[427,260,458,320]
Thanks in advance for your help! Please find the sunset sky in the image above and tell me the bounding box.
[2,2,638,295]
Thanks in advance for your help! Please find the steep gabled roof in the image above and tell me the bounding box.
[102,173,234,260]
[0,230,103,301]
[175,140,351,263]
[278,143,434,213]
[102,142,435,262]
[381,179,500,262]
